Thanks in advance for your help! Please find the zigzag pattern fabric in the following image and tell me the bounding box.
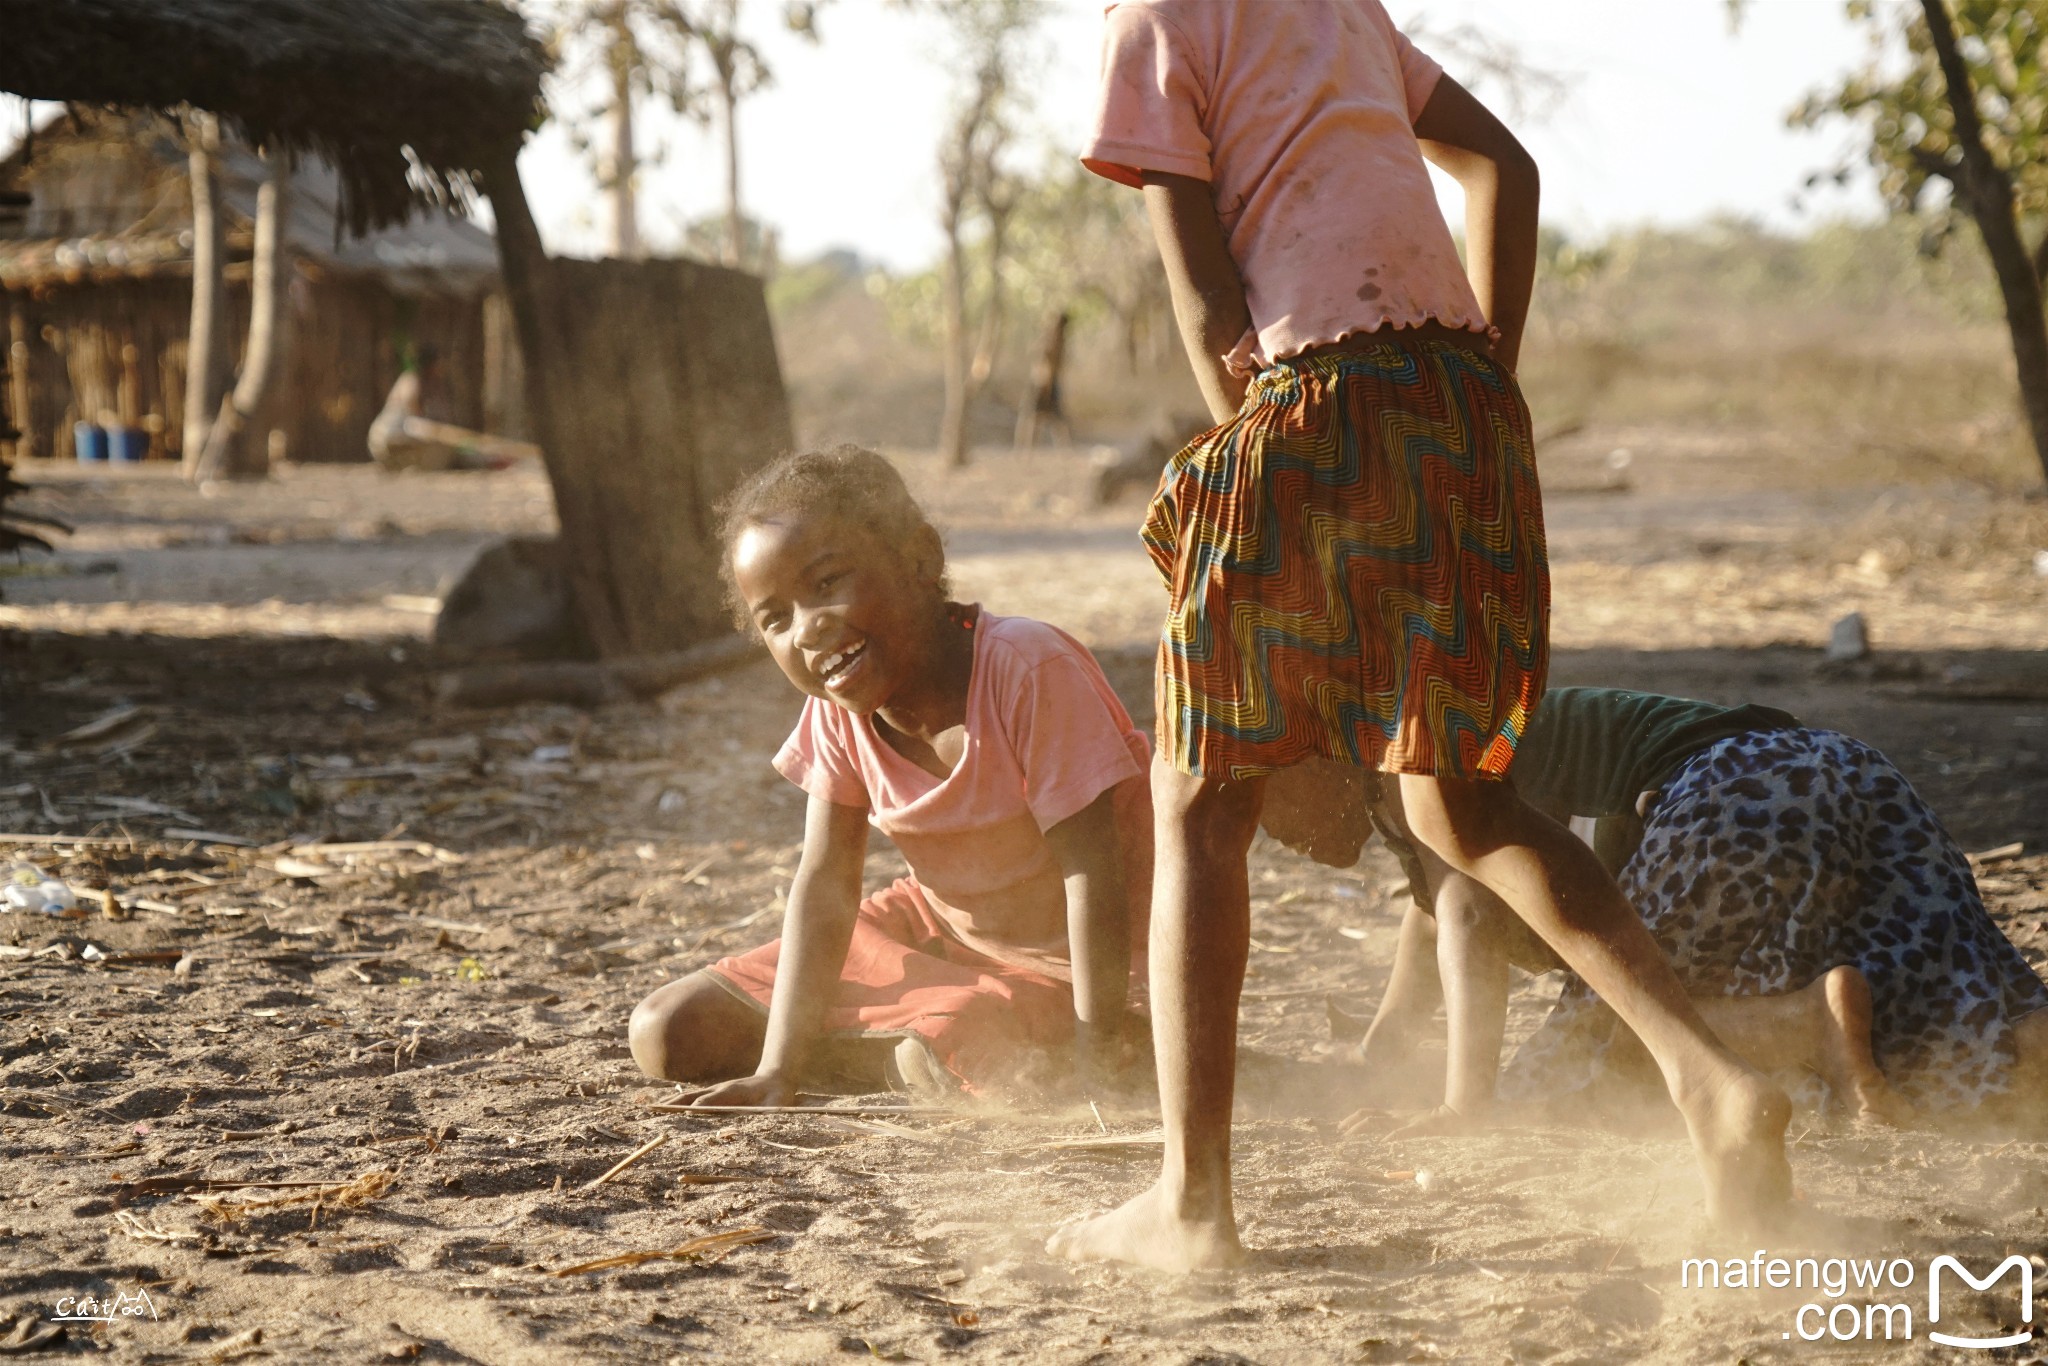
[1142,340,1549,780]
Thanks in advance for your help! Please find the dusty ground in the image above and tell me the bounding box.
[2,443,2047,1363]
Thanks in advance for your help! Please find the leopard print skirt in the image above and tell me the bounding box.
[1501,727,2048,1113]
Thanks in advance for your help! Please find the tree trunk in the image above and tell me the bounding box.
[720,74,743,269]
[481,143,794,659]
[181,112,229,478]
[1921,0,2048,487]
[606,5,641,261]
[192,151,291,483]
[938,224,972,469]
[1015,309,1069,449]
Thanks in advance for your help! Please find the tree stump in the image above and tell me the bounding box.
[484,149,793,658]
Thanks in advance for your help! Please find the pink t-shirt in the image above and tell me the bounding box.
[772,611,1152,978]
[1081,0,1491,375]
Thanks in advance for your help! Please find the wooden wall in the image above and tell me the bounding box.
[0,268,492,464]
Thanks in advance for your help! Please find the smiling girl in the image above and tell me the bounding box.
[627,446,1153,1104]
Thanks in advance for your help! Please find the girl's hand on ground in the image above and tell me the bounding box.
[1337,1106,1389,1138]
[677,1073,797,1109]
[1338,1103,1487,1140]
[1387,1103,1488,1139]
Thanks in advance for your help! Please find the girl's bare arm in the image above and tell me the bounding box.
[1413,75,1540,372]
[685,794,869,1107]
[1046,788,1131,1089]
[1359,901,1444,1064]
[1140,171,1252,422]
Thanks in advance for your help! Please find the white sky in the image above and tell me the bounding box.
[519,0,1887,271]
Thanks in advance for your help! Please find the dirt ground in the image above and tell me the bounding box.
[2,442,2047,1363]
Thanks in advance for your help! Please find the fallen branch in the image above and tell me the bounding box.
[1014,1128,1165,1153]
[582,1133,668,1190]
[114,1173,374,1203]
[111,1209,206,1245]
[547,1227,775,1276]
[639,1103,959,1117]
[193,1168,397,1223]
[435,635,762,709]
[288,839,464,864]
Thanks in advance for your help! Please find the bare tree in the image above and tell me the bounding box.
[683,0,765,267]
[602,2,644,258]
[541,0,821,267]
[191,149,291,482]
[1916,0,2048,486]
[1784,0,2048,487]
[538,0,700,259]
[180,111,230,477]
[933,0,1038,469]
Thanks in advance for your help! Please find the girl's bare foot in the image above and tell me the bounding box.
[1677,1066,1793,1234]
[1810,965,1911,1125]
[1045,1181,1245,1272]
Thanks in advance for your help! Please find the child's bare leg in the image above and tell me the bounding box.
[629,971,894,1088]
[629,972,770,1082]
[1691,967,1907,1124]
[1435,875,1512,1121]
[2010,1010,2048,1129]
[1397,774,1791,1230]
[1047,760,1261,1271]
[1355,903,1442,1062]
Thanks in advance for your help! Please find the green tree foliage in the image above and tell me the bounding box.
[1791,0,2048,260]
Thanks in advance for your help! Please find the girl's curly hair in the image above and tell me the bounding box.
[717,445,949,630]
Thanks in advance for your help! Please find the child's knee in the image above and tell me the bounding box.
[628,974,721,1080]
[1152,760,1264,845]
[1400,775,1526,870]
[627,987,682,1079]
[1434,877,1495,935]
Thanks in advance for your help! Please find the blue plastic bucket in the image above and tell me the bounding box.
[108,426,148,462]
[73,422,108,463]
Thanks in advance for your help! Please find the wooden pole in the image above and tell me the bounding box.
[181,112,228,477]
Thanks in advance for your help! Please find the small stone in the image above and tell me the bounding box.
[1825,611,1869,662]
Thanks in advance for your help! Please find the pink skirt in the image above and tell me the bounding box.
[707,877,1081,1094]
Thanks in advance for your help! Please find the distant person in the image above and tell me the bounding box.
[1054,0,1789,1270]
[367,345,530,472]
[628,446,1154,1104]
[1015,310,1075,450]
[1259,689,2048,1133]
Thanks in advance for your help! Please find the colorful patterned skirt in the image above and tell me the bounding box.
[1143,341,1549,779]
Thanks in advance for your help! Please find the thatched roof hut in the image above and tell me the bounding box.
[3,0,792,660]
[2,109,515,464]
[0,0,547,234]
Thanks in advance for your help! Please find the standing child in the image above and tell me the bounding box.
[1055,1,1791,1270]
[628,447,1152,1103]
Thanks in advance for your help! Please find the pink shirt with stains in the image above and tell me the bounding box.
[772,611,1152,978]
[1081,0,1491,376]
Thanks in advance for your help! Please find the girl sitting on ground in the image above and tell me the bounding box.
[628,446,1152,1104]
[1262,688,2048,1132]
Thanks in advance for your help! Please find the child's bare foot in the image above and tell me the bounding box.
[1339,1103,1487,1139]
[1388,1102,1489,1139]
[1678,1066,1793,1233]
[1811,966,1911,1125]
[1045,1181,1245,1272]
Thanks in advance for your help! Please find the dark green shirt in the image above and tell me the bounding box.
[1507,687,1801,821]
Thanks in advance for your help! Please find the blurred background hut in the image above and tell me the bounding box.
[0,109,519,465]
